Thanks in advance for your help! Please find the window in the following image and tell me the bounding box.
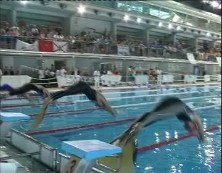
[149,5,171,19]
[117,2,143,13]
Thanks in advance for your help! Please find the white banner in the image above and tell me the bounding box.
[216,57,221,67]
[186,53,197,64]
[53,41,68,53]
[16,39,38,51]
[117,45,130,56]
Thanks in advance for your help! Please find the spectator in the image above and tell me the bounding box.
[31,25,39,37]
[9,26,20,36]
[107,70,113,75]
[113,67,119,75]
[3,66,9,75]
[9,66,14,75]
[60,66,67,77]
[127,66,136,81]
[80,67,89,76]
[38,68,45,79]
[181,71,185,82]
[0,68,2,76]
[44,68,50,78]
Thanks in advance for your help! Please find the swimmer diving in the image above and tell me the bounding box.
[64,96,205,173]
[32,81,117,128]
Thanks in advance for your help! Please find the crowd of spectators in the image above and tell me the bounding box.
[0,20,221,60]
[1,66,18,75]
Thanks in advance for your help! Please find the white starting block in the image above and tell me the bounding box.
[0,112,30,139]
[62,140,122,173]
[0,163,18,173]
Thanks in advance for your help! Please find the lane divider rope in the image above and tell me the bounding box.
[27,105,221,136]
[137,124,220,152]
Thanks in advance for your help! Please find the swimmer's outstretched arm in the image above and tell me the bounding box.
[9,83,50,99]
[95,91,117,115]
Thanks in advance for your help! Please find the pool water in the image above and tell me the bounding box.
[2,85,221,173]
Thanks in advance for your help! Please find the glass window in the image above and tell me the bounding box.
[87,1,114,8]
[117,2,143,13]
[149,5,171,19]
[170,12,186,23]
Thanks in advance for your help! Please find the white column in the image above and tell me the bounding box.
[111,22,117,40]
[143,29,149,45]
[9,9,17,26]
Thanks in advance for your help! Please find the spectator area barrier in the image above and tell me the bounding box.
[135,75,149,85]
[0,74,220,89]
[100,75,122,86]
[184,75,197,83]
[56,75,81,88]
[204,75,211,82]
[1,75,32,88]
[218,75,221,82]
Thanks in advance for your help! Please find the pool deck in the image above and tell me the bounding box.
[0,142,55,173]
[0,82,221,173]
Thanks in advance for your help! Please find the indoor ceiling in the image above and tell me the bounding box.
[174,0,221,15]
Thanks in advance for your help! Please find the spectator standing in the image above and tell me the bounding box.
[38,68,45,79]
[60,67,67,77]
[9,67,14,75]
[3,66,9,75]
[93,69,100,88]
[113,67,120,75]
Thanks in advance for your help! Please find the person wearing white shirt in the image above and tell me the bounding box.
[38,69,45,79]
[93,70,100,88]
[60,67,67,77]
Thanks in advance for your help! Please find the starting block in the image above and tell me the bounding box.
[62,140,122,173]
[0,163,17,173]
[0,112,30,139]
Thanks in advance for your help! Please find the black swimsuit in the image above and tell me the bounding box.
[51,81,97,101]
[9,83,46,97]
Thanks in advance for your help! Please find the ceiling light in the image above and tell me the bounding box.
[123,14,129,22]
[158,22,162,27]
[77,5,86,15]
[202,0,209,3]
[176,26,181,30]
[168,24,173,29]
[172,14,180,22]
[211,1,219,8]
[206,32,211,37]
[20,1,28,5]
[186,22,193,26]
[136,17,141,23]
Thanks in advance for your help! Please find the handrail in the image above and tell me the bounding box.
[0,152,40,161]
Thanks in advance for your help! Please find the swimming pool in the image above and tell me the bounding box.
[2,85,221,173]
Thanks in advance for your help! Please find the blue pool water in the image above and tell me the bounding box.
[2,85,221,173]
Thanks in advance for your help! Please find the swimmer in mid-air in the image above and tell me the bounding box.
[32,81,117,128]
[0,83,50,102]
[64,96,206,173]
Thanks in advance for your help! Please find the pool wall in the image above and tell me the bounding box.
[9,129,59,170]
